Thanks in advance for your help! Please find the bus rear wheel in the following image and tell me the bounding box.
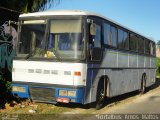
[95,79,106,110]
[140,75,146,94]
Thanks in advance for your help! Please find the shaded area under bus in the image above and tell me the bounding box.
[54,78,160,109]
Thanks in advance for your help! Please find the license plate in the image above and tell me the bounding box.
[12,86,26,93]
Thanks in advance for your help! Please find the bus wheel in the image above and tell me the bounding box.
[95,79,106,110]
[140,75,146,94]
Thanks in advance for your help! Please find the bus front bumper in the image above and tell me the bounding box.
[11,83,85,104]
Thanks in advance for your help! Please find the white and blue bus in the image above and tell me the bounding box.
[12,10,156,109]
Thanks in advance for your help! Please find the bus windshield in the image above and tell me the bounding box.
[17,19,84,60]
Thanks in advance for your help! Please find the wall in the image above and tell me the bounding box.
[0,7,20,81]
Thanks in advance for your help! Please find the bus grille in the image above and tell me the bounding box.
[29,87,55,102]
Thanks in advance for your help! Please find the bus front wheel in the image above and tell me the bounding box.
[95,79,106,110]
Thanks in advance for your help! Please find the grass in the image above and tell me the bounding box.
[0,100,71,114]
[0,100,93,120]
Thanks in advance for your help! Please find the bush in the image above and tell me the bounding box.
[0,73,12,109]
[156,57,160,76]
[0,74,6,108]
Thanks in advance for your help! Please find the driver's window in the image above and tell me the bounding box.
[89,22,102,61]
[90,23,101,48]
[94,24,101,48]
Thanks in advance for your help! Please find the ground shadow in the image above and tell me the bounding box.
[56,78,160,110]
[100,78,160,109]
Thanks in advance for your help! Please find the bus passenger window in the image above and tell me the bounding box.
[129,33,137,52]
[150,42,156,56]
[153,43,156,56]
[150,42,153,55]
[103,23,117,47]
[104,23,111,46]
[111,26,117,47]
[138,37,144,53]
[118,29,129,50]
[145,40,150,54]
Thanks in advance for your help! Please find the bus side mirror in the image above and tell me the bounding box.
[90,47,103,61]
[90,23,96,36]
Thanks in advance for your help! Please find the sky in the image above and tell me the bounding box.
[48,0,160,42]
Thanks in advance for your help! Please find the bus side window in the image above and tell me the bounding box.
[145,39,150,54]
[89,22,103,61]
[110,26,117,47]
[118,29,129,50]
[138,37,144,53]
[104,23,117,48]
[104,23,111,46]
[150,42,156,56]
[150,42,153,55]
[89,23,101,48]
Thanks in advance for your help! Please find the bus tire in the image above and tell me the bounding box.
[140,74,146,94]
[95,78,107,110]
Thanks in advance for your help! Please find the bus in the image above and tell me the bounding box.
[12,10,156,109]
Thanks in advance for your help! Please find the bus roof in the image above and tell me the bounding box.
[19,10,154,41]
[20,10,101,17]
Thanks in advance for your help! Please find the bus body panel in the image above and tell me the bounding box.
[12,60,87,86]
[84,49,156,104]
[12,60,87,104]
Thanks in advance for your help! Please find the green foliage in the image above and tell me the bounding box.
[157,40,160,46]
[0,74,5,108]
[156,57,160,76]
[0,0,61,13]
[0,73,12,108]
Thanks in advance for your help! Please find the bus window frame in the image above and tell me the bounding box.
[87,16,104,62]
[145,39,150,55]
[16,16,87,62]
[129,33,138,53]
[103,21,118,49]
[117,27,129,51]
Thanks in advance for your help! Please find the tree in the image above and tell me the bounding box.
[157,40,160,51]
[0,0,60,13]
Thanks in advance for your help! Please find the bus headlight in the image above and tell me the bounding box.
[68,91,76,97]
[12,86,26,93]
[59,90,68,96]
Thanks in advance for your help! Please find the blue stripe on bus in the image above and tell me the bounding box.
[12,84,85,104]
[11,84,30,98]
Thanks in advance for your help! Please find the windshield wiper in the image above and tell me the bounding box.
[52,49,62,61]
[25,48,38,60]
[25,52,34,60]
